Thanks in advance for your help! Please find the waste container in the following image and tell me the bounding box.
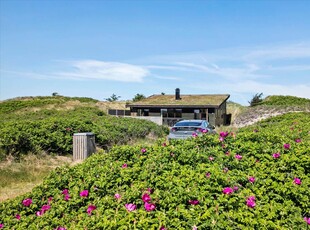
[73,133,95,161]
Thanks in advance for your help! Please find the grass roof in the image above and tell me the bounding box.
[127,94,230,107]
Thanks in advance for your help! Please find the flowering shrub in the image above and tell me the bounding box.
[0,112,309,229]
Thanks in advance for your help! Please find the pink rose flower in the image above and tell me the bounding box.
[219,137,224,142]
[223,167,229,173]
[272,153,281,158]
[15,214,21,220]
[248,177,256,183]
[141,148,147,153]
[142,193,151,203]
[209,156,214,161]
[160,226,167,230]
[36,204,51,216]
[62,189,69,195]
[205,172,211,178]
[293,177,301,185]
[125,203,137,212]
[42,204,51,211]
[192,226,198,230]
[0,223,4,229]
[87,205,96,216]
[22,198,32,207]
[246,196,256,208]
[64,194,70,201]
[55,227,67,230]
[36,211,42,216]
[219,131,229,138]
[295,139,301,143]
[304,217,310,225]
[283,143,290,149]
[80,190,89,197]
[144,202,156,211]
[192,133,198,137]
[188,200,200,205]
[122,163,128,168]
[114,193,121,199]
[222,187,234,195]
[235,154,242,160]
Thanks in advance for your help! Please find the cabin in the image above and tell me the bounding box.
[126,89,230,126]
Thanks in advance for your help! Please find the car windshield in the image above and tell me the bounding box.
[175,121,202,127]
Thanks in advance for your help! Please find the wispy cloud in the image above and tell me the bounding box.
[139,41,310,81]
[1,60,150,82]
[57,60,149,82]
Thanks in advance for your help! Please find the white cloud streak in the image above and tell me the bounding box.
[1,60,150,82]
[57,60,149,82]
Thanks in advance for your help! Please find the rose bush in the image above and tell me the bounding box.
[0,112,309,229]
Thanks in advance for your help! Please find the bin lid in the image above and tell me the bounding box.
[73,132,94,136]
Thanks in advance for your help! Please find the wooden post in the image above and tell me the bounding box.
[73,133,95,161]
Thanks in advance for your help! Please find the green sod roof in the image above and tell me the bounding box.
[127,94,230,108]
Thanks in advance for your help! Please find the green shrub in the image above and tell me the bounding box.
[0,112,309,229]
[0,103,168,157]
[261,95,310,106]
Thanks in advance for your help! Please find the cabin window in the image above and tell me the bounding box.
[175,109,182,118]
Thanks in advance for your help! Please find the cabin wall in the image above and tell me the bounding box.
[129,104,228,126]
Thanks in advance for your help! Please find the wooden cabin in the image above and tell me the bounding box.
[126,89,230,126]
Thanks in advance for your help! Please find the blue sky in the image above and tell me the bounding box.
[1,0,309,105]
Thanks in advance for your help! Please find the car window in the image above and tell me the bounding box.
[175,121,202,127]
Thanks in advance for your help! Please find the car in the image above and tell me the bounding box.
[167,120,216,140]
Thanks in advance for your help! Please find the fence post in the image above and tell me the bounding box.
[73,133,96,161]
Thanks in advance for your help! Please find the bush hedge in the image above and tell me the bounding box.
[0,102,168,158]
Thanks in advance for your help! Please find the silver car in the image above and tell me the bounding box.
[168,120,216,140]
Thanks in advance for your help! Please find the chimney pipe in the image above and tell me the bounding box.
[175,88,181,100]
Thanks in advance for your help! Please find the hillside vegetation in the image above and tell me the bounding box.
[0,96,167,159]
[233,95,310,127]
[1,112,309,229]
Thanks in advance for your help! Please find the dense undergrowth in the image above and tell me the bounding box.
[0,97,168,159]
[1,112,309,229]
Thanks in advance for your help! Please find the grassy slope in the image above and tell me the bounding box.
[233,95,310,127]
[0,154,73,202]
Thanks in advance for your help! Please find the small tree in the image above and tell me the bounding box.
[249,93,263,107]
[132,93,146,102]
[105,94,121,102]
[52,92,59,96]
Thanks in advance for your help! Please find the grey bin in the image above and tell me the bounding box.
[73,133,96,161]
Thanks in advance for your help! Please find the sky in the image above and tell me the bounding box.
[1,0,310,105]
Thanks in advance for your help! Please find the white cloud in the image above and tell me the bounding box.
[58,60,149,82]
[1,60,150,83]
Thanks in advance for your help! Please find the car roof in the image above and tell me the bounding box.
[174,120,205,126]
[177,120,205,123]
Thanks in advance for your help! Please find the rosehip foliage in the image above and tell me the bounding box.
[0,112,309,229]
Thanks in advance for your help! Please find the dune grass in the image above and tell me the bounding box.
[0,154,73,202]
